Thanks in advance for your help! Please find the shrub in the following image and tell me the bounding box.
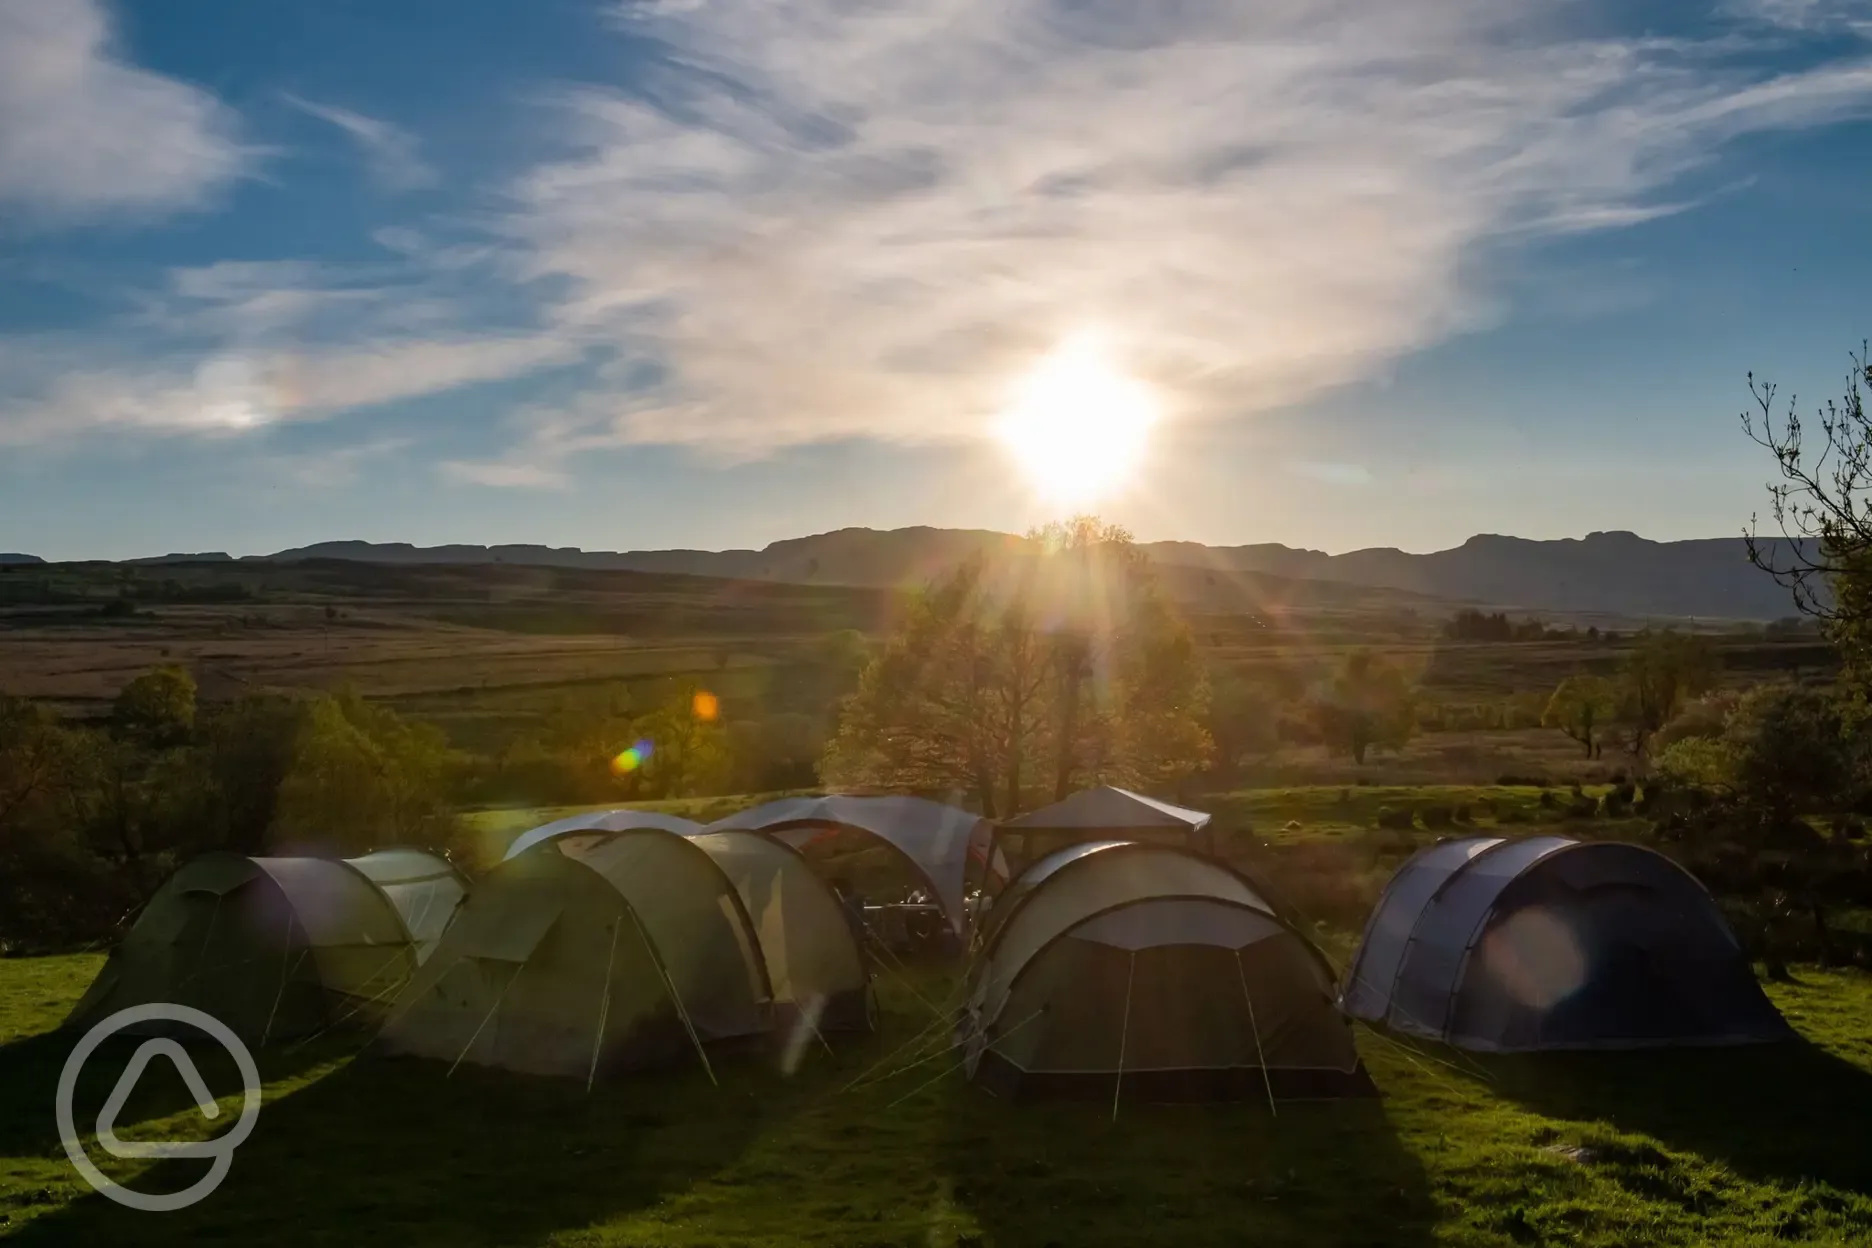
[1375,806,1415,831]
[1538,790,1557,809]
[1602,782,1636,817]
[1497,773,1549,787]
[1452,803,1472,824]
[1420,803,1454,829]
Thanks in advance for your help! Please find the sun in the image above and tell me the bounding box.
[996,333,1159,506]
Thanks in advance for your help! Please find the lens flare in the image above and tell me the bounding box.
[693,690,720,721]
[609,739,656,775]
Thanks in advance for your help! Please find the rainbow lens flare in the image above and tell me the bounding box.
[609,739,655,775]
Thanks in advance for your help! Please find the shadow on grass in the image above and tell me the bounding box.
[0,1027,342,1162]
[1476,1036,1872,1196]
[7,1045,777,1248]
[939,1080,1437,1247]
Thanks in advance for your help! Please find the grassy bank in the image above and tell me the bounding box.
[4,950,1871,1245]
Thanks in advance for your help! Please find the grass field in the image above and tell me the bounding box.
[4,949,1871,1246]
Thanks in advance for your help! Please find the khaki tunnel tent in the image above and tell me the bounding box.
[994,787,1213,876]
[379,829,772,1079]
[963,842,1370,1102]
[1342,835,1793,1052]
[708,795,1006,936]
[67,849,467,1043]
[502,809,703,861]
[689,831,875,1032]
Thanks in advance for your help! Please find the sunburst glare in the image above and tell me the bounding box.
[996,332,1159,507]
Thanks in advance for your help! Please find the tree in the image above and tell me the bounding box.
[626,683,731,799]
[1204,672,1285,786]
[1726,684,1852,830]
[1541,675,1618,758]
[111,665,196,749]
[1617,630,1719,758]
[1742,343,1872,691]
[270,691,460,854]
[822,518,1211,814]
[1313,650,1415,765]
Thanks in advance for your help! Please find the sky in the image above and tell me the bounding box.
[4,0,1872,561]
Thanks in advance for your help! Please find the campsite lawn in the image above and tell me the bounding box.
[2,954,1871,1246]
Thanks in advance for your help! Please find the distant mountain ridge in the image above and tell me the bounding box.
[26,527,1811,620]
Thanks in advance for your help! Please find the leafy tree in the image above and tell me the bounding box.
[1726,685,1852,829]
[111,665,196,749]
[626,683,731,799]
[1541,675,1618,758]
[1617,630,1719,758]
[822,518,1211,814]
[1204,672,1285,785]
[194,695,311,854]
[270,691,460,854]
[1741,343,1872,691]
[1313,650,1415,765]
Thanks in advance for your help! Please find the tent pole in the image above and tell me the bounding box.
[586,921,622,1093]
[623,901,718,1087]
[449,960,525,1078]
[1234,949,1278,1118]
[1112,951,1135,1124]
[261,907,302,1046]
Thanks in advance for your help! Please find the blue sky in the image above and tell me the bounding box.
[4,0,1872,561]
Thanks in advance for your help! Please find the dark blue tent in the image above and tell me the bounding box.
[1342,835,1792,1052]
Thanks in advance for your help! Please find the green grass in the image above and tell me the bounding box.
[4,952,1872,1245]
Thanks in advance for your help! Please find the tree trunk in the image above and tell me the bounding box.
[1054,664,1083,801]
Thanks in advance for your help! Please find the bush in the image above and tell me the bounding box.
[1420,803,1455,829]
[1375,806,1415,831]
[1452,803,1472,824]
[1602,781,1636,817]
[1496,808,1529,825]
[1497,773,1550,787]
[1538,790,1557,809]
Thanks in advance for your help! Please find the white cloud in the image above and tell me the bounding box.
[484,0,1872,464]
[0,0,246,219]
[439,459,569,489]
[0,334,581,447]
[283,93,437,192]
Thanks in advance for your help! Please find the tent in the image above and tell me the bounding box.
[707,795,1004,935]
[963,841,1370,1102]
[502,809,703,861]
[994,787,1213,872]
[67,849,467,1043]
[378,830,772,1079]
[1342,835,1793,1051]
[688,831,874,1032]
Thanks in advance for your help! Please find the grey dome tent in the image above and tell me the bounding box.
[502,809,703,861]
[378,829,771,1080]
[67,849,467,1043]
[688,830,875,1033]
[963,841,1370,1103]
[1342,835,1793,1052]
[994,787,1213,874]
[708,795,1005,935]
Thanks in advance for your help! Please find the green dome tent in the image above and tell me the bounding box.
[377,830,773,1081]
[66,849,467,1044]
[963,842,1370,1104]
[688,830,875,1033]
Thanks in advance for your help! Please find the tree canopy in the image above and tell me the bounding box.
[821,518,1211,816]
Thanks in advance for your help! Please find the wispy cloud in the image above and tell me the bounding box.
[0,333,581,447]
[283,92,437,191]
[0,0,247,220]
[439,459,569,489]
[1292,461,1373,487]
[473,0,1872,470]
